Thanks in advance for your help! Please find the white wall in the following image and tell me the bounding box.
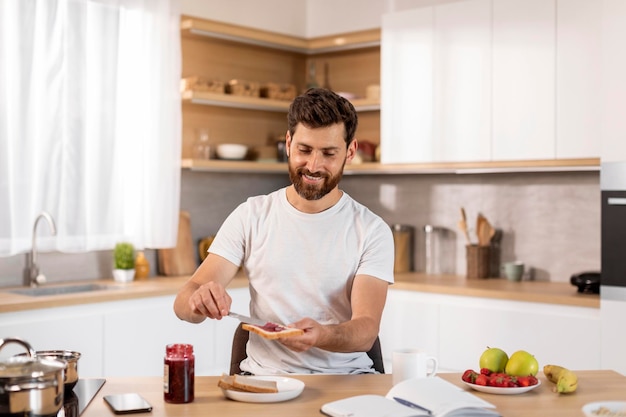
[179,0,307,36]
[179,0,467,38]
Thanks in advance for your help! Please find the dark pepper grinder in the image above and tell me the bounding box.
[164,343,194,403]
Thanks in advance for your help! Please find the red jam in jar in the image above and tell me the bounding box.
[164,343,194,403]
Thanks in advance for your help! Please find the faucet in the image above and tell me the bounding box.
[23,211,57,287]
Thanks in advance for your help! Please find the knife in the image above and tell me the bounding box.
[227,311,267,327]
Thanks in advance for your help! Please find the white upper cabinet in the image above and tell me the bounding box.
[381,7,435,164]
[557,0,602,159]
[433,0,491,162]
[600,0,626,163]
[491,0,555,161]
[382,0,602,164]
[381,0,491,164]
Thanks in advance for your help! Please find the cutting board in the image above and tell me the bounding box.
[157,211,197,276]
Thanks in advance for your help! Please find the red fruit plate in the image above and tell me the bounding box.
[462,379,541,395]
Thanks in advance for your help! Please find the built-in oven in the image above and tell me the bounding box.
[600,162,626,374]
[601,162,626,297]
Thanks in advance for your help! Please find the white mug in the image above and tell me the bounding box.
[392,349,438,386]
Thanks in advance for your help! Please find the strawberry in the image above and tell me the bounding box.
[517,376,531,387]
[480,368,492,376]
[475,374,488,386]
[462,369,478,383]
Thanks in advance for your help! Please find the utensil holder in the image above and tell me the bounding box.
[466,244,490,279]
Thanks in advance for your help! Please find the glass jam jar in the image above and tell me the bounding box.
[163,343,194,403]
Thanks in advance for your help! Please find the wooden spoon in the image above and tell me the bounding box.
[477,213,495,246]
[458,207,472,244]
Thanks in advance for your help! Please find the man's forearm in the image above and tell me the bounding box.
[317,317,379,353]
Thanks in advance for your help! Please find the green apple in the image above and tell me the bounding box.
[505,350,539,376]
[479,347,509,373]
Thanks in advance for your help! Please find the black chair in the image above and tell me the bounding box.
[229,322,385,374]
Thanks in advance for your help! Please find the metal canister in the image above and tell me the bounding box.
[424,225,445,275]
[391,224,414,273]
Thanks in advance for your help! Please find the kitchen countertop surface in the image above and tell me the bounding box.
[0,272,598,314]
[81,371,625,417]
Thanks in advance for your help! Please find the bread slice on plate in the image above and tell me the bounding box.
[242,322,304,339]
[218,374,279,393]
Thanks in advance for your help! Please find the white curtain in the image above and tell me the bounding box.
[0,0,182,256]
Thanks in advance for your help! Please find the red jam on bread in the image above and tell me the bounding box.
[242,322,304,339]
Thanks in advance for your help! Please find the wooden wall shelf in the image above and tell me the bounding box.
[182,91,380,113]
[182,158,600,175]
[180,16,381,54]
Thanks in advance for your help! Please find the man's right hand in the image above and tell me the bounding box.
[173,253,240,323]
[189,280,232,319]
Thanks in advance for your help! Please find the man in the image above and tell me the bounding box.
[174,88,394,374]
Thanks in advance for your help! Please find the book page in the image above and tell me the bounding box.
[385,377,500,417]
[321,394,428,417]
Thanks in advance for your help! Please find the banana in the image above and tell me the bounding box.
[543,364,578,394]
[543,364,566,384]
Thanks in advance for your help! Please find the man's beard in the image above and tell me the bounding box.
[288,161,345,201]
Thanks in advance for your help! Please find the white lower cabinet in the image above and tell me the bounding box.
[0,288,251,377]
[381,289,601,373]
[379,289,440,372]
[0,307,104,376]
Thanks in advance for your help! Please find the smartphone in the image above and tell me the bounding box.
[104,393,152,414]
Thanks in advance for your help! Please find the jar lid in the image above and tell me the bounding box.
[166,344,193,357]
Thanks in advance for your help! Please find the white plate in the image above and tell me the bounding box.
[582,401,626,417]
[462,379,541,395]
[221,376,305,403]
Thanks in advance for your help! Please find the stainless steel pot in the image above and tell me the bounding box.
[34,350,81,392]
[0,337,65,417]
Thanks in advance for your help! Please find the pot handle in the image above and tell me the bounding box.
[0,337,36,357]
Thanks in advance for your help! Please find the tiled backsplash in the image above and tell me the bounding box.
[181,169,600,283]
[0,169,599,286]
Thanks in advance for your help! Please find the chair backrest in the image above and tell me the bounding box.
[229,322,385,374]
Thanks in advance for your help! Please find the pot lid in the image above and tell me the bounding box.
[0,337,65,382]
[0,356,65,379]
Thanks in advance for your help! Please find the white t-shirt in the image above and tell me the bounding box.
[210,187,395,374]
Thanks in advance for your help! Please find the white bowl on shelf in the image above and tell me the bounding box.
[216,144,248,160]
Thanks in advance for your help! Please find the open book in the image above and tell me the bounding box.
[320,377,501,417]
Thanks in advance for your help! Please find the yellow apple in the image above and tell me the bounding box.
[479,347,509,373]
[505,350,539,376]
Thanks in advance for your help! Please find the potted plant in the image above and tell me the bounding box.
[113,242,135,283]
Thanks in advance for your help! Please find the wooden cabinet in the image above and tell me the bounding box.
[381,289,601,373]
[180,16,380,169]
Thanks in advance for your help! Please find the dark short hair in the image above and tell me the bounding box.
[287,88,358,147]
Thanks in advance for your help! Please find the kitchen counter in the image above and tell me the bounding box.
[0,272,597,314]
[81,371,626,417]
[394,272,599,308]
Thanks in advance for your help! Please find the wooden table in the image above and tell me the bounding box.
[81,371,626,417]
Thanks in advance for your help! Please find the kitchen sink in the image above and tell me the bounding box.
[7,283,111,297]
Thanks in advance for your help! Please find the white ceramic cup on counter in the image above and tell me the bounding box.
[392,349,438,386]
